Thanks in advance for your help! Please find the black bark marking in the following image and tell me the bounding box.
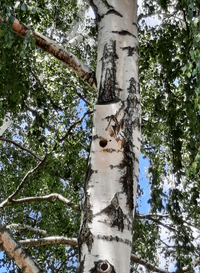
[120,152,134,211]
[100,194,124,232]
[77,256,85,273]
[93,134,99,140]
[121,46,138,56]
[112,30,136,38]
[102,148,116,153]
[133,117,140,131]
[106,114,123,137]
[105,10,123,17]
[102,0,114,9]
[90,260,116,273]
[98,40,120,104]
[111,206,124,231]
[97,235,132,246]
[79,195,93,253]
[120,78,140,212]
[84,163,94,191]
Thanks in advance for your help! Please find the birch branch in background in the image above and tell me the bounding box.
[130,254,169,273]
[58,110,93,143]
[14,235,195,273]
[0,137,42,161]
[7,224,48,237]
[19,236,78,247]
[0,225,46,273]
[67,0,89,46]
[0,113,12,135]
[0,17,97,91]
[0,193,80,211]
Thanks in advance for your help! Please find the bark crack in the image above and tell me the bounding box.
[105,10,123,17]
[112,30,136,38]
[121,46,139,57]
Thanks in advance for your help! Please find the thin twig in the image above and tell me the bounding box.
[0,137,42,161]
[0,157,46,210]
[6,224,48,237]
[136,213,177,232]
[58,110,93,143]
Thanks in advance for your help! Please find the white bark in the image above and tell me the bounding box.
[78,1,140,272]
[18,236,77,248]
[0,114,12,135]
[67,0,89,45]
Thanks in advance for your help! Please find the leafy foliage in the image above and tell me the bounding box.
[0,0,200,272]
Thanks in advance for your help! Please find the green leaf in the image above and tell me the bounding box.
[21,3,27,11]
[0,30,5,38]
[8,16,15,23]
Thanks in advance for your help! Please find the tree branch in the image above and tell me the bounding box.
[7,224,48,237]
[0,157,46,210]
[58,110,93,143]
[136,213,169,219]
[1,193,80,211]
[136,213,177,232]
[0,17,97,91]
[137,213,200,233]
[30,70,63,112]
[131,254,169,273]
[2,231,196,273]
[0,137,42,161]
[18,236,196,273]
[0,225,46,273]
[19,236,78,248]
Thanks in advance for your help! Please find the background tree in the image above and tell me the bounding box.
[0,0,200,272]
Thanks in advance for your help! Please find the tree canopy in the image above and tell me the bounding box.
[0,0,200,272]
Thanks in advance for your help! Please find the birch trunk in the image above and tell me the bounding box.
[78,1,140,272]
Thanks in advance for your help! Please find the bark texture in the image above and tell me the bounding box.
[78,1,140,272]
[0,225,45,273]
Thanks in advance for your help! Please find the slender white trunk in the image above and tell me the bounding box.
[78,1,140,272]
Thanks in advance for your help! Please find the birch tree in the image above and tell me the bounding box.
[1,0,200,272]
